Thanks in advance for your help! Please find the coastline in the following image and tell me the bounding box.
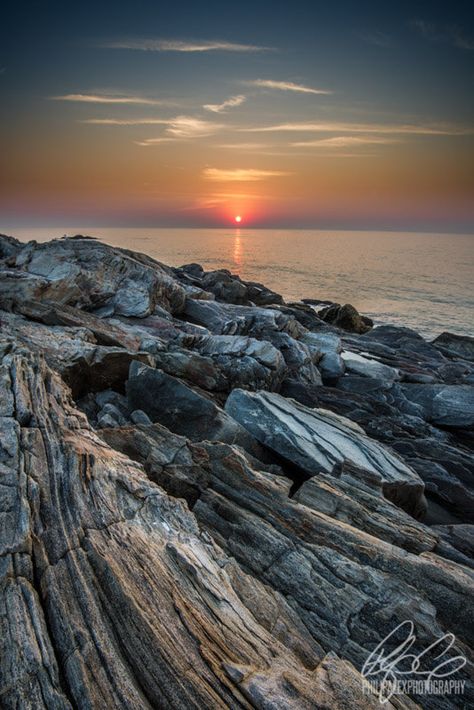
[1,233,473,708]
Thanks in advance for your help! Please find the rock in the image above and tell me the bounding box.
[202,269,249,304]
[100,420,474,708]
[401,383,474,428]
[341,350,400,382]
[2,342,364,709]
[192,333,286,391]
[318,352,346,385]
[432,524,474,560]
[432,331,474,361]
[153,348,224,391]
[130,409,152,425]
[301,332,346,385]
[183,298,305,339]
[319,303,373,334]
[11,237,186,317]
[226,389,426,516]
[0,309,153,398]
[0,233,23,259]
[126,361,261,453]
[244,280,283,306]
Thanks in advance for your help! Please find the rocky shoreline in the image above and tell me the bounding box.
[0,234,473,708]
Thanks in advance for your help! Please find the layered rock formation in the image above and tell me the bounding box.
[1,234,473,709]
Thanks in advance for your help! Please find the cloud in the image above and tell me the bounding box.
[166,116,223,138]
[80,118,170,125]
[246,79,331,95]
[103,39,271,52]
[217,142,272,150]
[135,137,178,146]
[203,168,291,182]
[80,115,223,138]
[51,93,172,105]
[203,95,246,113]
[410,20,474,50]
[242,121,473,135]
[357,30,392,48]
[291,136,401,147]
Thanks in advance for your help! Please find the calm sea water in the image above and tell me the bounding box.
[8,228,474,339]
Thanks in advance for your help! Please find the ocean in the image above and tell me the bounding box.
[7,228,474,339]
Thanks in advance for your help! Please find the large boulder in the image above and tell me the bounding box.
[225,389,426,516]
[318,303,373,334]
[126,361,261,453]
[11,237,186,317]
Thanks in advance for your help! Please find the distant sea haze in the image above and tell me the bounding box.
[10,228,474,339]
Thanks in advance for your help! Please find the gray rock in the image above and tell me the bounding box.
[225,389,426,516]
[341,350,400,382]
[184,298,304,338]
[10,237,186,317]
[401,383,474,428]
[130,409,152,425]
[126,361,261,453]
[432,331,474,361]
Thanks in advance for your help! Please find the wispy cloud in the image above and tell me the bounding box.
[103,39,271,52]
[242,121,473,135]
[51,93,172,105]
[203,168,291,182]
[291,136,401,147]
[217,142,272,150]
[166,116,224,138]
[203,95,246,113]
[80,118,170,125]
[245,79,331,95]
[357,30,392,48]
[80,115,223,138]
[410,20,474,51]
[135,137,178,146]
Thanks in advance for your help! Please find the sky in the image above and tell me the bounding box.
[1,1,473,232]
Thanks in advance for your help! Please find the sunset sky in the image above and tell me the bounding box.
[1,1,473,231]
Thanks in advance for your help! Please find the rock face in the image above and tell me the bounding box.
[1,233,474,709]
[401,383,474,428]
[318,303,373,334]
[225,389,426,516]
[432,331,474,361]
[7,237,186,316]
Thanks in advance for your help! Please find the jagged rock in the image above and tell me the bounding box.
[2,343,372,709]
[0,233,23,259]
[183,298,305,338]
[100,421,473,708]
[202,269,249,304]
[432,332,474,361]
[319,303,373,334]
[225,389,426,516]
[0,298,142,350]
[0,310,153,398]
[126,361,261,454]
[432,524,474,560]
[341,350,400,382]
[191,333,287,391]
[10,237,186,317]
[401,383,474,428]
[302,332,345,384]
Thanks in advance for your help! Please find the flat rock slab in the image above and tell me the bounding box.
[401,383,474,428]
[226,389,425,516]
[341,350,400,382]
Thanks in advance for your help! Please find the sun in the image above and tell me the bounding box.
[234,215,242,223]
